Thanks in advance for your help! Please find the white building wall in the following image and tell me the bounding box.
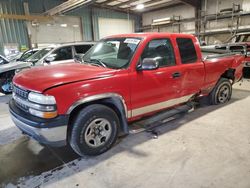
[30,16,83,47]
[242,0,250,11]
[98,18,134,39]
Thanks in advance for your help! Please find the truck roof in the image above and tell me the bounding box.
[105,32,195,39]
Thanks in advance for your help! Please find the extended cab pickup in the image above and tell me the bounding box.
[9,33,244,156]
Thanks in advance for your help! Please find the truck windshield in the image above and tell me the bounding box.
[82,37,141,69]
[26,48,52,63]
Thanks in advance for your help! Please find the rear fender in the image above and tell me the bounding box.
[221,68,235,81]
[231,55,245,81]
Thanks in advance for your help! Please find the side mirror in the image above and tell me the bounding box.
[44,54,56,64]
[137,58,159,71]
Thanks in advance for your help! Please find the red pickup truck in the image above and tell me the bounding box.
[9,33,244,156]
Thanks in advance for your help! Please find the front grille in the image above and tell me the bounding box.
[13,85,29,111]
[13,85,29,99]
[15,99,29,111]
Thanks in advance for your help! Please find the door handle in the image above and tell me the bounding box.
[172,72,181,78]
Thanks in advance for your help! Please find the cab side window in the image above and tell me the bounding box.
[141,39,175,67]
[176,38,197,64]
[54,46,73,61]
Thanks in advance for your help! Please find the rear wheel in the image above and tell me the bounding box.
[209,78,232,105]
[69,104,119,156]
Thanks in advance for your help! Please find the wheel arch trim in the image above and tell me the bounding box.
[66,93,129,118]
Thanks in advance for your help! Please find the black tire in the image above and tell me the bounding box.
[70,104,119,156]
[0,83,12,94]
[0,71,14,94]
[209,78,232,105]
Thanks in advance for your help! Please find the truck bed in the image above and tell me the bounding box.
[201,48,239,60]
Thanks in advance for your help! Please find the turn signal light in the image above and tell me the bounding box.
[29,108,58,119]
[43,111,58,119]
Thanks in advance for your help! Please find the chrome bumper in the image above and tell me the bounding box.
[11,114,67,147]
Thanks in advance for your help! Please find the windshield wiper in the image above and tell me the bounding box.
[90,59,107,68]
[82,59,108,68]
[82,60,91,64]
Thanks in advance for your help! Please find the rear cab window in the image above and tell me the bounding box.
[176,38,197,64]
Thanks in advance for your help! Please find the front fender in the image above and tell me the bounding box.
[66,93,129,135]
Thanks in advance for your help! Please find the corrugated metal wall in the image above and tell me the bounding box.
[66,8,93,41]
[0,0,141,54]
[92,8,140,40]
[0,0,29,55]
[67,7,141,41]
[27,0,64,14]
[26,0,141,41]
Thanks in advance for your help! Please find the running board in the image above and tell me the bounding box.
[129,103,195,134]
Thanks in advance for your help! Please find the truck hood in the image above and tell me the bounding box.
[13,63,117,92]
[0,61,31,74]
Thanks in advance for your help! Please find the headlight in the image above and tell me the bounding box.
[28,92,56,105]
[27,92,57,118]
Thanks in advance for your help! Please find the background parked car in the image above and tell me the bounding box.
[17,42,95,67]
[0,55,9,65]
[15,49,40,62]
[39,42,95,65]
[0,42,95,94]
[6,52,22,62]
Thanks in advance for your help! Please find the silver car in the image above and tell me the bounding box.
[0,55,9,65]
[0,42,95,94]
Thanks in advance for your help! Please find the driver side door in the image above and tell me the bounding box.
[130,38,182,118]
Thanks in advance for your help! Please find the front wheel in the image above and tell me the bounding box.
[209,78,232,105]
[69,104,119,156]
